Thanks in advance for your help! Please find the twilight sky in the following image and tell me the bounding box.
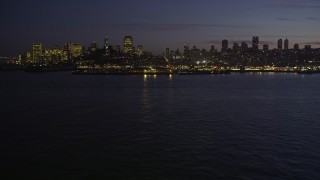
[1,0,320,56]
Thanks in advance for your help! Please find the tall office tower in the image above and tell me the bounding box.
[104,36,109,51]
[183,44,190,57]
[305,44,312,50]
[222,39,228,51]
[89,41,98,52]
[136,45,143,56]
[210,45,215,53]
[170,50,175,57]
[241,42,248,51]
[252,36,259,50]
[25,52,32,64]
[65,43,83,58]
[294,44,299,50]
[278,39,283,50]
[166,48,170,58]
[44,46,68,64]
[263,44,269,51]
[104,36,110,55]
[233,43,239,51]
[175,49,181,56]
[284,39,289,50]
[123,36,133,54]
[72,44,83,58]
[32,43,42,63]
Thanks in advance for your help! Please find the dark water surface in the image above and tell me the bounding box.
[1,72,320,179]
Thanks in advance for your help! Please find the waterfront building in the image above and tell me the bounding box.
[25,52,32,64]
[32,43,42,63]
[44,46,68,64]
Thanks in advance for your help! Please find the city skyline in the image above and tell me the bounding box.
[1,0,320,56]
[11,35,318,58]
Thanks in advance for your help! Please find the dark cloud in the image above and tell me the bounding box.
[306,17,320,21]
[283,4,320,9]
[276,17,299,22]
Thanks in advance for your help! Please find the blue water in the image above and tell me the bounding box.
[1,72,320,179]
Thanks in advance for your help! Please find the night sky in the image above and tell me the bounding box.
[1,0,320,56]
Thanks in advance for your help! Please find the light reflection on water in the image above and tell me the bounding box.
[0,72,320,179]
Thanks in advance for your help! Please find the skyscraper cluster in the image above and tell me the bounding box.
[24,43,80,65]
[215,36,310,52]
[20,35,149,65]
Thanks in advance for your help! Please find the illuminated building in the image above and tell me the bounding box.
[123,36,133,54]
[263,44,269,51]
[25,52,32,64]
[136,45,143,56]
[32,43,42,63]
[89,41,97,52]
[17,55,22,65]
[284,39,289,50]
[252,36,259,50]
[294,44,299,50]
[222,39,228,51]
[44,46,68,64]
[104,36,109,50]
[65,43,83,58]
[278,39,283,50]
[104,36,109,55]
[71,44,83,58]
